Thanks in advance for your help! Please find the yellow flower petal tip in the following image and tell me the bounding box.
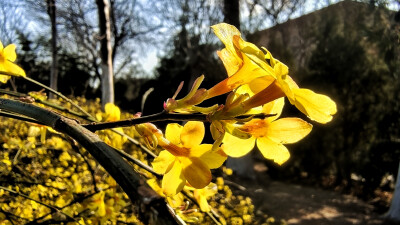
[293,88,337,124]
[0,40,26,83]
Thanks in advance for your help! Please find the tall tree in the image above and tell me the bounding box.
[223,0,240,29]
[46,0,58,98]
[96,0,114,107]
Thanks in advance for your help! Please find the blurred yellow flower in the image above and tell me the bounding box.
[104,103,121,121]
[222,98,312,165]
[0,40,25,83]
[152,121,227,196]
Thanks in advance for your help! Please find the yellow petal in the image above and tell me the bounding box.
[3,61,25,76]
[275,63,294,100]
[162,160,186,196]
[189,144,212,157]
[0,75,10,83]
[262,97,285,121]
[256,137,290,165]
[293,88,337,124]
[217,48,241,76]
[197,193,210,212]
[248,76,275,94]
[194,185,217,212]
[226,53,269,89]
[237,37,275,77]
[190,144,227,169]
[181,121,204,148]
[105,103,120,121]
[0,40,3,50]
[211,23,242,62]
[152,150,175,174]
[167,193,185,208]
[267,117,312,144]
[165,123,183,145]
[222,132,256,157]
[181,157,212,189]
[4,44,17,61]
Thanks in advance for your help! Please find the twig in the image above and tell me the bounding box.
[0,71,94,120]
[181,190,222,225]
[110,128,157,158]
[84,111,276,131]
[83,111,207,131]
[224,180,246,191]
[70,140,99,193]
[112,146,161,178]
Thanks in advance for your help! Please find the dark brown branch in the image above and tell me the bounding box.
[83,110,276,131]
[83,110,207,131]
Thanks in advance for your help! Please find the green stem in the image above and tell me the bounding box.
[22,76,94,119]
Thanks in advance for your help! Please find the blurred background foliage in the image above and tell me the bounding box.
[0,0,399,214]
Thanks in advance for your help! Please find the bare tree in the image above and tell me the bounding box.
[96,0,114,106]
[0,1,28,44]
[224,0,240,29]
[242,0,306,33]
[46,0,58,98]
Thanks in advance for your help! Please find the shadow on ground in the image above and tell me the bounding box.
[225,162,400,225]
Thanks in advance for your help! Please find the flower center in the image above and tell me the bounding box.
[239,119,268,138]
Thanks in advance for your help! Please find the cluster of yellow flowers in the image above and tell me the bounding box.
[139,23,337,198]
[0,23,336,224]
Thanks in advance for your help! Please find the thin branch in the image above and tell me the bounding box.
[70,140,99,193]
[84,110,206,131]
[182,190,221,225]
[112,146,161,178]
[0,88,88,118]
[0,71,94,120]
[83,111,276,131]
[111,128,157,158]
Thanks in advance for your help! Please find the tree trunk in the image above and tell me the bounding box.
[385,162,400,221]
[96,0,114,108]
[223,0,240,29]
[46,0,58,98]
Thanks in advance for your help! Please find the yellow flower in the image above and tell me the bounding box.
[0,40,25,83]
[207,23,273,99]
[147,178,184,208]
[209,23,337,123]
[222,98,312,165]
[275,67,337,123]
[105,103,121,121]
[191,183,218,212]
[151,121,227,196]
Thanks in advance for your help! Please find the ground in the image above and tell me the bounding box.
[226,162,399,225]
